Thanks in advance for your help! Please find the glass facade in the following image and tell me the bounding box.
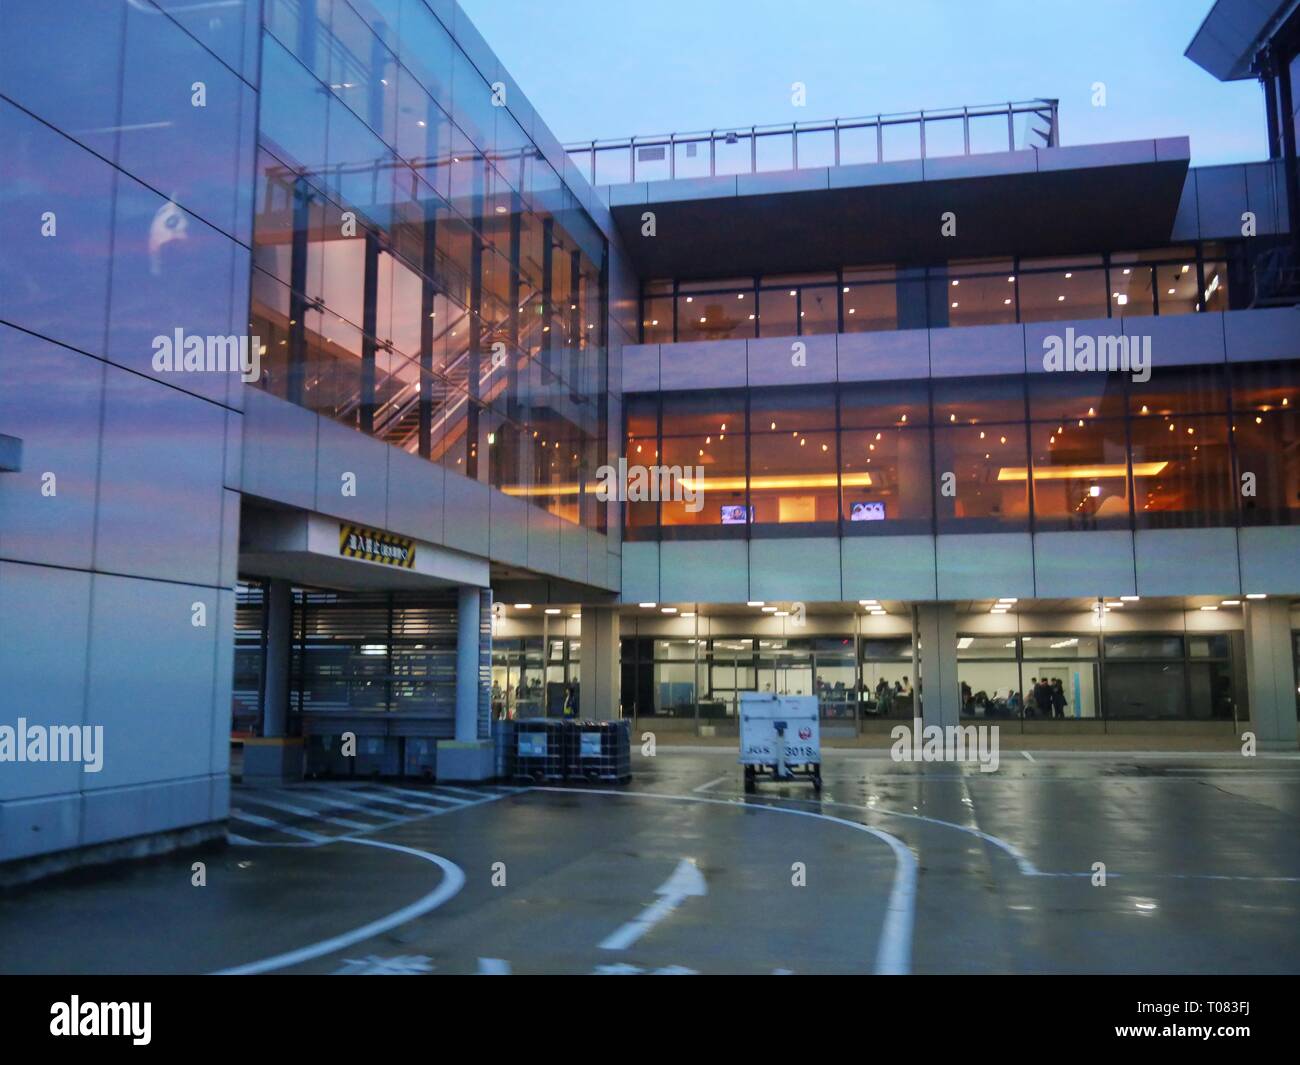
[250,0,610,528]
[618,627,1241,725]
[627,364,1300,539]
[640,244,1237,343]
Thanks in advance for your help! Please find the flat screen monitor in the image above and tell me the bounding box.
[850,501,886,522]
[720,504,753,524]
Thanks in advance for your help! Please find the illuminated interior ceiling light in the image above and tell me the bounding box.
[774,610,790,617]
[1246,593,1267,599]
[870,609,886,616]
[570,612,581,619]
[682,611,696,618]
[1199,605,1218,611]
[1221,600,1241,606]
[513,603,532,609]
[661,607,677,613]
[1120,595,1140,601]
[638,602,657,608]
[747,601,765,607]
[997,462,1167,482]
[761,606,778,612]
[957,637,973,649]
[998,597,1017,603]
[544,608,561,615]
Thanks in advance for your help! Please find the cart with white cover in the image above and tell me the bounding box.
[738,692,822,793]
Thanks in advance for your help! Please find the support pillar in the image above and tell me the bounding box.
[439,585,495,781]
[1244,599,1298,751]
[243,579,302,784]
[913,602,961,730]
[580,606,620,721]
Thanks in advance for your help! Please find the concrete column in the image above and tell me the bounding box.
[455,585,482,742]
[1244,599,1298,751]
[438,586,494,782]
[914,602,961,730]
[580,606,620,721]
[245,579,301,785]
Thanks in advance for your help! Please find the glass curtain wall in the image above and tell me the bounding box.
[627,364,1300,539]
[253,0,609,530]
[640,243,1238,343]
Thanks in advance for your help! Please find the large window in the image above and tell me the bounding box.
[641,244,1240,342]
[626,362,1296,540]
[251,3,610,529]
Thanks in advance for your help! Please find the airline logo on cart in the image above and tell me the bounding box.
[339,524,415,568]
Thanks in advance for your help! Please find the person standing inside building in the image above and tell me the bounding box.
[1051,678,1067,720]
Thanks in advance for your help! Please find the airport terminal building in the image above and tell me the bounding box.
[2,0,1299,873]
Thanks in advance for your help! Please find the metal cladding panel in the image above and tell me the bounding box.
[619,542,660,604]
[314,418,390,528]
[935,533,1035,600]
[0,101,115,357]
[1134,528,1242,596]
[659,539,749,604]
[930,323,1025,378]
[83,573,220,792]
[840,536,938,601]
[749,537,842,602]
[94,364,227,587]
[1032,531,1137,599]
[0,562,92,803]
[0,326,103,570]
[1238,526,1300,595]
[241,388,319,511]
[748,335,837,386]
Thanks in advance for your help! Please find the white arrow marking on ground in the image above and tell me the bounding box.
[598,859,707,951]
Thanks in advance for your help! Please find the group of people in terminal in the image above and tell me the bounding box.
[963,678,1069,718]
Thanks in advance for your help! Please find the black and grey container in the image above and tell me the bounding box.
[510,719,568,783]
[566,720,632,784]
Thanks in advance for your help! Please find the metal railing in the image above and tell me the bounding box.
[566,99,1059,186]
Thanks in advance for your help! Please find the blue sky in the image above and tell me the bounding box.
[459,0,1267,166]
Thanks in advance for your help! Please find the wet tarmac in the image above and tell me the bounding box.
[2,748,1298,975]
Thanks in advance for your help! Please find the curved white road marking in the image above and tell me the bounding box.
[213,838,465,975]
[712,788,1039,875]
[533,786,917,976]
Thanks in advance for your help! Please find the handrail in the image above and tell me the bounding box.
[565,99,1059,185]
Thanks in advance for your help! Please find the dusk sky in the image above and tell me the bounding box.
[460,0,1268,167]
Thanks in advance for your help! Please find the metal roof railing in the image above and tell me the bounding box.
[565,99,1059,186]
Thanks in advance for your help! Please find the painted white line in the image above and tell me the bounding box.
[748,792,1038,875]
[478,957,512,974]
[599,859,707,951]
[1021,751,1036,763]
[242,793,375,831]
[213,838,466,975]
[364,783,470,805]
[230,810,329,843]
[531,786,916,976]
[432,784,493,800]
[332,788,455,813]
[692,776,729,793]
[281,788,412,821]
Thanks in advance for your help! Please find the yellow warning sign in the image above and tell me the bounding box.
[339,524,416,568]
